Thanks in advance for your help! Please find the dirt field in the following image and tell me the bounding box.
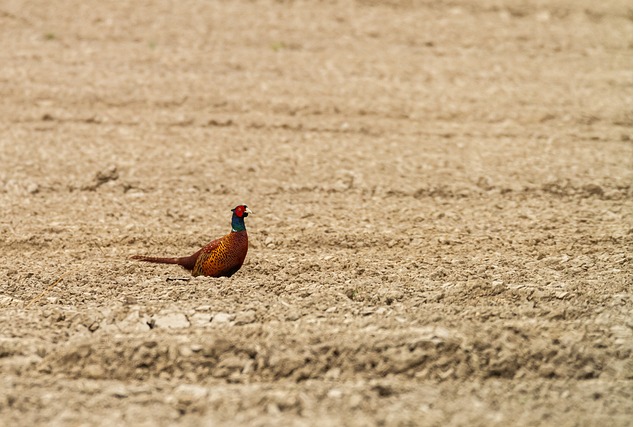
[0,0,632,425]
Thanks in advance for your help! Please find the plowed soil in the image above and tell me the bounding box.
[0,1,632,426]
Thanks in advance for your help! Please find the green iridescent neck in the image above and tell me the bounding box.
[231,214,246,232]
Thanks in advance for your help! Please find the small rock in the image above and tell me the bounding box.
[178,345,193,357]
[174,384,209,403]
[84,364,105,379]
[384,290,404,303]
[361,307,376,316]
[285,311,301,321]
[153,313,190,329]
[190,313,212,327]
[124,296,138,305]
[348,394,363,409]
[96,165,119,185]
[327,388,343,399]
[267,403,281,415]
[430,266,447,279]
[234,310,256,325]
[582,183,604,196]
[106,384,128,398]
[539,363,556,378]
[117,310,151,332]
[212,312,233,323]
[476,176,493,191]
[27,183,39,194]
[325,367,341,380]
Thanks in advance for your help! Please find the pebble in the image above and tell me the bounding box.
[174,384,209,403]
[27,183,39,194]
[327,388,343,399]
[84,364,105,379]
[212,312,233,323]
[582,183,604,196]
[153,313,190,329]
[190,313,212,327]
[234,310,256,325]
[105,384,128,398]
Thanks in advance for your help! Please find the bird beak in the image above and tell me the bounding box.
[246,208,253,214]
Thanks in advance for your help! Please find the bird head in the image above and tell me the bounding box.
[232,205,252,218]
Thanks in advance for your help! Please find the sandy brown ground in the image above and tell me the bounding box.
[0,0,632,426]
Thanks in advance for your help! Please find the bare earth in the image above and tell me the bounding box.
[0,1,632,426]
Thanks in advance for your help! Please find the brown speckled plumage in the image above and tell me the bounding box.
[131,205,251,278]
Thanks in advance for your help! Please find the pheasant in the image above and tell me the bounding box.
[131,205,252,277]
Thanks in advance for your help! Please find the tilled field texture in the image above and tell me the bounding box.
[0,0,632,426]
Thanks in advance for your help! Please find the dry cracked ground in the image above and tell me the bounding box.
[0,0,632,426]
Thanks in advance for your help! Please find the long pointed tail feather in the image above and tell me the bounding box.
[130,254,197,271]
[130,255,182,265]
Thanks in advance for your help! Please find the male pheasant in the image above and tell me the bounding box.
[131,205,252,277]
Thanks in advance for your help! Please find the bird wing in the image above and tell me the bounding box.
[200,237,223,254]
[190,237,223,274]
